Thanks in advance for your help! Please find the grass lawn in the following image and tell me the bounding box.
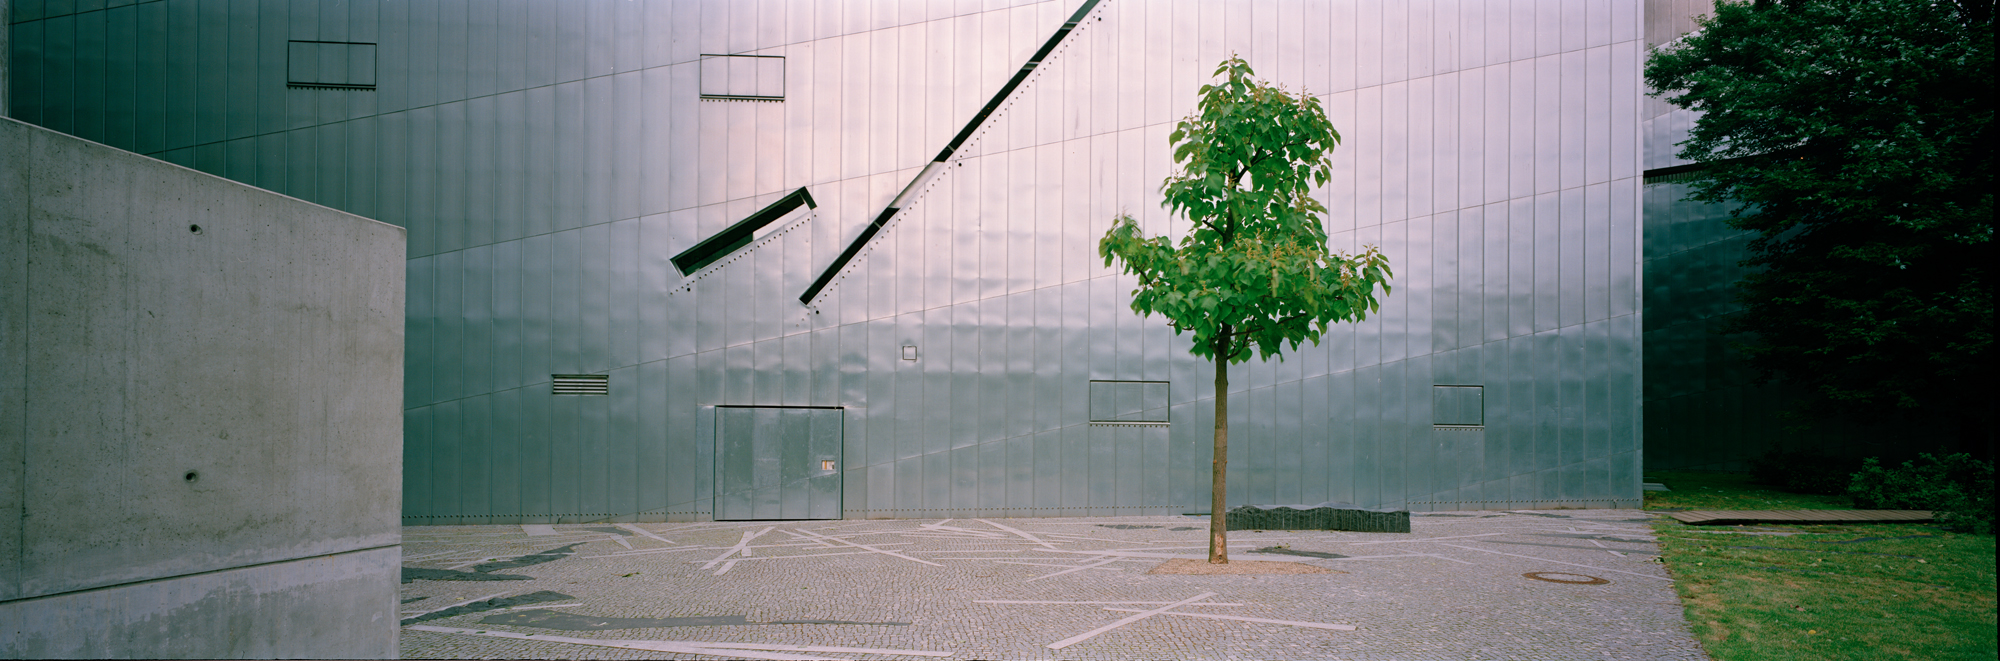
[1644,471,1997,660]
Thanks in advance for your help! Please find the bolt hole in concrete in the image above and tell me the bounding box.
[184,471,198,482]
[189,224,202,234]
[1523,572,1610,585]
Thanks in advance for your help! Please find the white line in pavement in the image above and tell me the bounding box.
[703,527,776,570]
[407,626,953,659]
[1588,539,1632,558]
[1349,532,1511,545]
[581,545,706,559]
[778,529,842,547]
[1041,549,1317,562]
[1438,543,1672,580]
[977,600,1244,606]
[792,529,944,566]
[1101,608,1357,631]
[1040,534,1142,543]
[995,561,1122,570]
[977,518,1059,549]
[1317,553,1477,565]
[445,557,505,570]
[1047,592,1218,650]
[922,523,1010,537]
[688,551,871,563]
[691,641,954,657]
[1097,545,1258,553]
[1024,556,1122,582]
[615,523,675,545]
[489,603,585,612]
[404,592,506,619]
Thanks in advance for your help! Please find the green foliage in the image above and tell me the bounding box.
[1849,453,1995,534]
[1644,1,1994,430]
[1749,446,1863,496]
[1100,56,1392,365]
[1656,521,1997,661]
[1643,470,1850,512]
[1100,56,1391,564]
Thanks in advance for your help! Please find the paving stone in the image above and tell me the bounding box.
[398,511,1708,660]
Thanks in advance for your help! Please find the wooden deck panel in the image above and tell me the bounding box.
[1667,509,1933,525]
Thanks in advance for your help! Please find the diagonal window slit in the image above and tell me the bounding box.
[799,0,1103,305]
[672,188,817,276]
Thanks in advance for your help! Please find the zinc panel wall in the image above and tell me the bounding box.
[11,0,1647,521]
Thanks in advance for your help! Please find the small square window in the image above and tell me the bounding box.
[1433,385,1483,426]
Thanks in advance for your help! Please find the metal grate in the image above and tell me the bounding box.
[552,374,609,396]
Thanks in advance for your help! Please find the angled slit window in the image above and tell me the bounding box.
[799,0,1104,305]
[288,41,377,90]
[671,188,816,276]
[699,55,785,101]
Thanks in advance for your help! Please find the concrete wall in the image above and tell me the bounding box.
[0,117,405,658]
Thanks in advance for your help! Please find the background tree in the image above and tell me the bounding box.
[1100,57,1392,564]
[1645,0,1994,457]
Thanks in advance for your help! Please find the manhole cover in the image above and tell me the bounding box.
[1523,572,1608,585]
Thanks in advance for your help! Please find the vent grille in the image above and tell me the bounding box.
[553,374,609,396]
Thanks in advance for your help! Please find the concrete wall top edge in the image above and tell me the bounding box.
[2,115,405,601]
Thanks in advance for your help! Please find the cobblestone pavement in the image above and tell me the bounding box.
[399,511,1708,660]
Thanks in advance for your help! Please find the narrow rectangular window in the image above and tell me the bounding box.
[288,41,376,90]
[1089,381,1169,424]
[699,54,784,101]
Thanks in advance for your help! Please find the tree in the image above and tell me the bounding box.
[1099,57,1392,564]
[1645,0,1994,457]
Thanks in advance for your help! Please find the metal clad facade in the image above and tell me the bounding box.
[1632,0,1886,471]
[12,0,1649,522]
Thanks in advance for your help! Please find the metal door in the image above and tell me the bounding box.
[714,407,842,520]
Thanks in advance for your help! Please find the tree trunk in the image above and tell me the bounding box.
[1209,332,1230,564]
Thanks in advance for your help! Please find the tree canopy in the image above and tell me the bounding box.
[1645,0,1993,451]
[1100,56,1391,562]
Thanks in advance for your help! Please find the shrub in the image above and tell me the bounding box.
[1749,446,1861,495]
[1848,453,1995,535]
